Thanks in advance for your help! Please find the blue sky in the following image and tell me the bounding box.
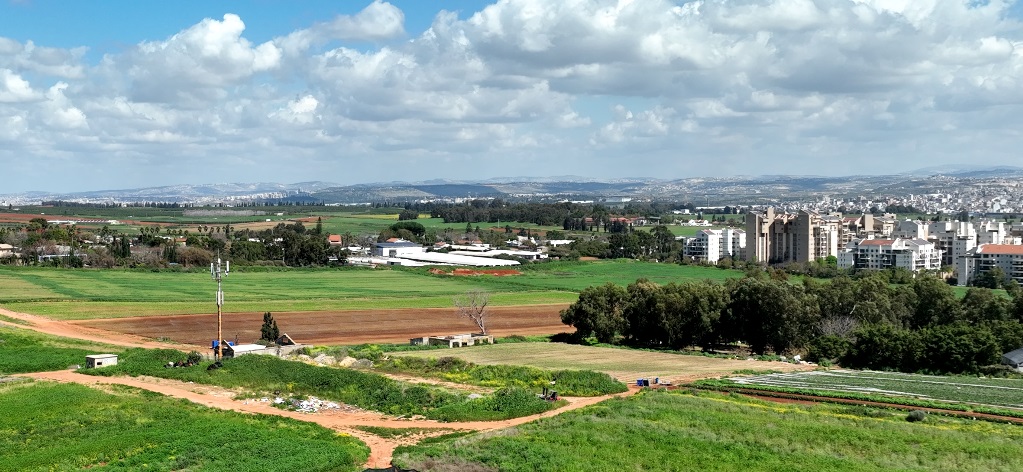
[2,0,1023,193]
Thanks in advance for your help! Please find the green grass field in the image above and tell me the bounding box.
[0,262,744,319]
[394,389,1023,471]
[0,326,123,374]
[0,381,368,471]
[728,370,1023,410]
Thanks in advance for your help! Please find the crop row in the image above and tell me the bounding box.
[728,370,1023,409]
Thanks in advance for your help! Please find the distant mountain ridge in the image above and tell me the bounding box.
[1,166,1022,206]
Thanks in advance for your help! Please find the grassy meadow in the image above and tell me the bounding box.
[0,381,368,472]
[84,348,560,422]
[0,326,123,374]
[0,262,745,319]
[395,389,1023,472]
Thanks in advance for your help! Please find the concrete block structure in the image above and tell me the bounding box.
[85,354,118,368]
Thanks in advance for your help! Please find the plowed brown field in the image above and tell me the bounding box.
[74,304,569,347]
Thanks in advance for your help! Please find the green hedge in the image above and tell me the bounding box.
[375,356,627,396]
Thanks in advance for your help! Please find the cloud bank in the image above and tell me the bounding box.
[1,0,1022,191]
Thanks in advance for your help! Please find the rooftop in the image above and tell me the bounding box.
[977,244,1023,255]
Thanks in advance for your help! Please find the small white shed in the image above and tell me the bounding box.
[85,354,118,368]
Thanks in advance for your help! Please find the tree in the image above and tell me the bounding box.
[561,283,628,343]
[623,279,665,344]
[398,209,419,221]
[454,289,491,334]
[260,312,280,343]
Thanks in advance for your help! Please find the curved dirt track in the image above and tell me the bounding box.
[74,304,570,346]
[0,307,185,351]
[21,370,640,469]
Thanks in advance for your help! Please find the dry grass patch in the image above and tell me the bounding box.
[395,343,813,384]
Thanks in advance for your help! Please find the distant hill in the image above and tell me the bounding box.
[1,168,1020,206]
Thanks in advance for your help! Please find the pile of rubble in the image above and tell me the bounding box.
[290,396,340,413]
[291,353,373,369]
[260,395,364,414]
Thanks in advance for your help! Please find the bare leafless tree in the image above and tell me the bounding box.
[454,289,491,334]
[816,315,859,339]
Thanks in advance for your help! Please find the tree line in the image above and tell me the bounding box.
[561,272,1023,374]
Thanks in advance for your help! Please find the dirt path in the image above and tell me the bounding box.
[20,370,640,469]
[0,307,188,351]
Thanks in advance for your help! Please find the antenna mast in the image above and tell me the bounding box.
[211,256,230,360]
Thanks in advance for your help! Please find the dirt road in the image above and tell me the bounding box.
[0,307,185,351]
[21,370,639,469]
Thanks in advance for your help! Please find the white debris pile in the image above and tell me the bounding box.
[291,396,341,413]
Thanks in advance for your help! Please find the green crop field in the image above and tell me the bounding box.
[0,262,743,319]
[728,370,1023,410]
[394,389,1023,472]
[0,381,368,471]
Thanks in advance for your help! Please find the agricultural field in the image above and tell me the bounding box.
[727,370,1023,410]
[394,389,1023,472]
[0,262,744,320]
[0,381,368,471]
[394,342,812,384]
[78,305,567,346]
[0,267,577,319]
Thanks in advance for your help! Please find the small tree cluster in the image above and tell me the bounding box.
[260,312,280,343]
[560,272,1023,374]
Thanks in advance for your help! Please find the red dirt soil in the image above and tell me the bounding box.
[74,304,570,348]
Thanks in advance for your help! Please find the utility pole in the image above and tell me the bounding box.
[211,256,230,360]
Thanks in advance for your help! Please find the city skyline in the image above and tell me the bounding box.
[3,0,1023,192]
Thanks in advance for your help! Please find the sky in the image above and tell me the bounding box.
[2,0,1023,193]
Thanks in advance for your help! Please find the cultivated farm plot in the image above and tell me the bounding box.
[0,262,743,320]
[76,305,568,346]
[731,370,1023,410]
[395,343,813,384]
[0,267,576,319]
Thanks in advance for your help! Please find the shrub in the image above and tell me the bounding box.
[427,388,557,422]
[906,410,927,422]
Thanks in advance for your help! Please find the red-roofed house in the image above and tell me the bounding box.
[957,244,1023,286]
[328,234,343,246]
[838,238,941,272]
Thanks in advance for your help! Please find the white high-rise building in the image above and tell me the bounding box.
[683,228,746,263]
[838,238,942,272]
[957,244,1023,286]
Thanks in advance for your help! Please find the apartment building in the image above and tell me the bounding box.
[957,244,1023,286]
[838,238,942,272]
[682,228,746,263]
[928,221,976,267]
[745,209,888,264]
